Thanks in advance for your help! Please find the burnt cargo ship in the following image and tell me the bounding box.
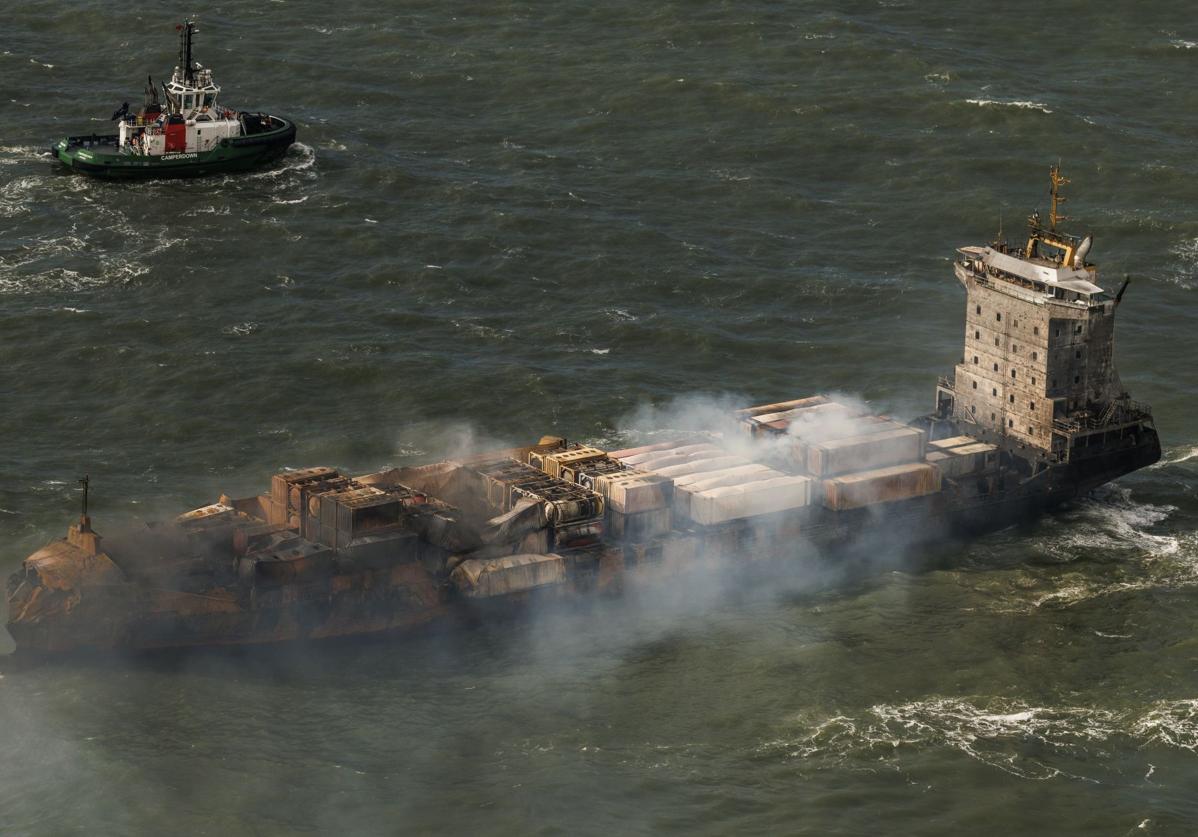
[4,170,1160,655]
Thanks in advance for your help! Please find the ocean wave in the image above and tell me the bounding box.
[766,695,1198,780]
[1132,699,1198,753]
[1166,237,1198,289]
[239,142,317,183]
[1036,486,1180,562]
[0,145,47,166]
[766,698,1117,780]
[1150,445,1198,468]
[964,98,1053,114]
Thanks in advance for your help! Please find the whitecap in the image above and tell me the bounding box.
[965,98,1053,114]
[1132,699,1198,752]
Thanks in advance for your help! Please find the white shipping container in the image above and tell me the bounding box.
[806,426,926,477]
[929,435,977,451]
[690,475,812,526]
[605,475,674,514]
[653,456,748,478]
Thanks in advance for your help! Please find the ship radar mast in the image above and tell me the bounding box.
[165,20,221,118]
[1049,163,1070,231]
[1023,163,1093,271]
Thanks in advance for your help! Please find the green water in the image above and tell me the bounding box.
[2,1,1197,833]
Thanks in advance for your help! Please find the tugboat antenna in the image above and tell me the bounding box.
[177,21,197,85]
[78,475,89,518]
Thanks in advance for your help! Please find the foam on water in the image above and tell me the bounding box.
[768,696,1198,781]
[964,98,1053,114]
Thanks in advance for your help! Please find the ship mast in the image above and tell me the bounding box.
[1049,163,1069,231]
[177,21,197,85]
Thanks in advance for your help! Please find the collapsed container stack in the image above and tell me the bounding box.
[472,457,606,551]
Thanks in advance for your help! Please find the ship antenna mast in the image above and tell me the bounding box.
[78,474,89,519]
[177,21,196,85]
[1049,162,1070,231]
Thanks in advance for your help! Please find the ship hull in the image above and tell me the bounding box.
[50,116,296,179]
[3,425,1160,659]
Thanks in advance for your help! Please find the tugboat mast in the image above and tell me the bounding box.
[177,21,197,86]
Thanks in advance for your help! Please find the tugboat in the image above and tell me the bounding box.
[50,21,296,179]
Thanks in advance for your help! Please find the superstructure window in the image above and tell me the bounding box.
[994,337,1000,346]
[1074,375,1080,384]
[993,363,999,371]
[1076,325,1083,334]
[1028,426,1034,435]
[975,330,980,339]
[977,305,982,315]
[1034,326,1040,336]
[1008,394,1014,403]
[973,356,979,365]
[1008,419,1014,427]
[1011,369,1016,379]
[971,405,976,415]
[1032,351,1038,361]
[992,388,998,396]
[972,381,978,389]
[1029,401,1036,410]
[996,313,1002,322]
[1075,350,1081,359]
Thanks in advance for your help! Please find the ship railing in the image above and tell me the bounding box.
[1052,399,1153,433]
[937,376,955,392]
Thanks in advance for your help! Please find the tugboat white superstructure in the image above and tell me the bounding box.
[51,21,296,179]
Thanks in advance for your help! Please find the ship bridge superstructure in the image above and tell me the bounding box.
[115,20,246,158]
[935,166,1154,462]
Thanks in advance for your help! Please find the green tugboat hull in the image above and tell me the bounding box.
[51,116,297,179]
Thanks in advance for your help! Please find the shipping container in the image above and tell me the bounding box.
[822,462,942,511]
[540,446,607,479]
[806,425,927,477]
[689,475,813,526]
[929,435,978,451]
[607,441,681,461]
[606,507,672,540]
[652,455,748,478]
[450,553,566,598]
[596,472,674,514]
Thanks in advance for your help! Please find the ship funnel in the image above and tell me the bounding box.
[1073,235,1093,268]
